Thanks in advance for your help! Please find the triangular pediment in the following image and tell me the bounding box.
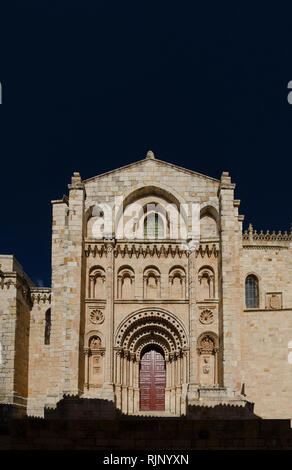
[84,155,219,184]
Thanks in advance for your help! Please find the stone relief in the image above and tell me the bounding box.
[199,309,214,325]
[89,309,104,324]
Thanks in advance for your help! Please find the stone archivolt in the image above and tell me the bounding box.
[115,309,187,351]
[114,308,189,414]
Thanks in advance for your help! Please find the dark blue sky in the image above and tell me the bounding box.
[0,2,291,287]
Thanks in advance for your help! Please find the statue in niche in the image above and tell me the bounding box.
[90,336,101,349]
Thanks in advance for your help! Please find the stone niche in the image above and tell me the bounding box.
[197,332,219,387]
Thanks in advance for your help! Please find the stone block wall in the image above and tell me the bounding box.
[241,244,292,418]
[0,256,34,415]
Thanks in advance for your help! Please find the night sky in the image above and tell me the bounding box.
[0,2,291,287]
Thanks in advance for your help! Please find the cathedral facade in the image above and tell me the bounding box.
[0,151,292,419]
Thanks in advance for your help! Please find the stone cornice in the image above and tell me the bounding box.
[242,224,292,249]
[244,307,292,312]
[242,245,289,250]
[0,272,33,307]
[31,287,51,305]
[114,299,189,304]
[51,195,69,206]
[84,240,219,259]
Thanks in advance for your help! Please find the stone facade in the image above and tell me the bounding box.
[0,151,291,419]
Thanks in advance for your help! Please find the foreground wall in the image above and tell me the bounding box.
[241,233,292,418]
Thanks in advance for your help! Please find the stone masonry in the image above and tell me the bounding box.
[0,151,291,419]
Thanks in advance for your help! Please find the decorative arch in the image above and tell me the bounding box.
[84,330,105,391]
[169,266,186,299]
[200,205,219,239]
[88,265,106,299]
[197,331,219,387]
[115,184,188,240]
[143,266,161,299]
[89,335,102,349]
[115,308,188,351]
[85,329,105,346]
[197,331,219,351]
[114,308,189,414]
[137,337,169,360]
[198,265,215,299]
[85,204,106,239]
[117,265,135,299]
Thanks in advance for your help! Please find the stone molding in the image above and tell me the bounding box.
[243,223,292,248]
[31,288,51,305]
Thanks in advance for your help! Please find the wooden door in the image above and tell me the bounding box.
[139,349,166,411]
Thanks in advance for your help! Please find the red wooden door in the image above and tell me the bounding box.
[139,349,166,411]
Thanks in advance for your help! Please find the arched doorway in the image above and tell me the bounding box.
[139,347,166,411]
[114,308,189,415]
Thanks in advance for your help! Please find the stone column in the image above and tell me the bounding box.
[214,348,219,386]
[177,352,181,385]
[117,275,122,299]
[103,240,115,400]
[175,353,182,415]
[165,357,171,412]
[133,358,139,412]
[218,172,242,393]
[47,194,70,407]
[115,349,122,409]
[187,236,200,401]
[121,350,129,413]
[170,354,175,413]
[128,353,135,413]
[63,172,85,396]
[169,276,173,298]
[143,276,147,299]
[84,349,89,390]
[89,275,95,299]
[182,275,186,298]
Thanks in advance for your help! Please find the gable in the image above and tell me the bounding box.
[84,155,220,207]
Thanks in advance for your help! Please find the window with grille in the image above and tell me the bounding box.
[245,275,259,308]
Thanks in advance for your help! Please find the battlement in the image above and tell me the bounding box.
[242,224,292,248]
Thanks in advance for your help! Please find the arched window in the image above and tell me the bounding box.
[88,266,106,299]
[143,266,161,299]
[117,266,135,299]
[144,213,164,239]
[44,309,51,345]
[169,266,186,299]
[198,266,215,300]
[245,275,259,308]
